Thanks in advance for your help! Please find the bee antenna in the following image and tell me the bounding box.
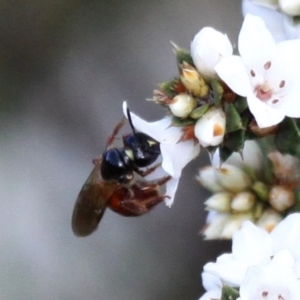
[126,107,137,135]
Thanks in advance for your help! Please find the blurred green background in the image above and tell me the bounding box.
[0,1,241,299]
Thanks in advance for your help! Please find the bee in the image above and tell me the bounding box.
[71,108,171,237]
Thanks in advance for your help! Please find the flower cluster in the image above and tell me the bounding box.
[198,140,300,239]
[119,10,300,300]
[126,14,300,207]
[200,213,300,300]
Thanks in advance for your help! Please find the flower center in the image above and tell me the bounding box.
[250,61,286,104]
[255,83,273,101]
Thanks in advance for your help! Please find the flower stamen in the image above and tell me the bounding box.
[279,80,285,88]
[264,61,272,70]
[213,123,224,137]
[262,291,268,297]
[255,84,272,101]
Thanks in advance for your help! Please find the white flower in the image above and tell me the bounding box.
[191,27,233,79]
[201,213,300,299]
[239,250,300,300]
[215,14,300,128]
[123,101,200,206]
[194,107,226,147]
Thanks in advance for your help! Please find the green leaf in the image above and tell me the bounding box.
[221,285,239,300]
[226,103,244,133]
[211,79,224,107]
[223,129,245,153]
[174,48,194,68]
[219,146,234,162]
[160,78,181,98]
[189,103,210,119]
[234,96,248,113]
[172,116,195,127]
[275,117,300,156]
[293,16,300,25]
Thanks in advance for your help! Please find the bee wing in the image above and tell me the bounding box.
[71,164,117,237]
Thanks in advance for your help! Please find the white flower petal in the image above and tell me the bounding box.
[215,55,252,97]
[164,177,179,207]
[238,14,276,71]
[199,290,221,300]
[294,257,300,277]
[202,271,222,291]
[246,93,285,128]
[242,0,288,42]
[271,213,300,258]
[274,39,300,80]
[272,82,300,118]
[123,101,179,143]
[204,260,248,287]
[191,27,233,78]
[239,250,300,300]
[160,140,200,178]
[232,221,272,265]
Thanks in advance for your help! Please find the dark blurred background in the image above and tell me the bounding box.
[0,1,241,299]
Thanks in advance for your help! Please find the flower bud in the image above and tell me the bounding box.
[194,107,226,147]
[231,192,256,212]
[268,151,300,185]
[180,62,208,97]
[279,0,300,16]
[191,27,233,79]
[205,192,233,212]
[202,212,229,240]
[221,212,255,239]
[196,166,223,193]
[214,164,252,193]
[268,185,295,211]
[169,93,197,118]
[256,209,283,232]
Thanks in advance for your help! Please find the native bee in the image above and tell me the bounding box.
[71,108,171,237]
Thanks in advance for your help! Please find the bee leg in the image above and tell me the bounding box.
[108,176,171,216]
[106,117,126,147]
[133,163,162,177]
[120,191,169,216]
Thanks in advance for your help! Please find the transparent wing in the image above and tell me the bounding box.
[71,164,117,237]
